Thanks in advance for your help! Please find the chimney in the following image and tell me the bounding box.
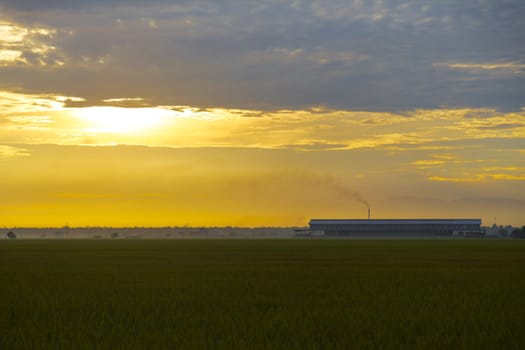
[368,207,371,220]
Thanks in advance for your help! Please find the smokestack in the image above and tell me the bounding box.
[368,207,370,220]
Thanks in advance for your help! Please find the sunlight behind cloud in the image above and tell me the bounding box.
[73,106,174,134]
[1,89,525,149]
[0,49,21,64]
[433,61,525,76]
[0,21,61,67]
[0,90,67,113]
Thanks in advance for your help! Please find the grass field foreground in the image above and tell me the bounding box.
[1,239,524,349]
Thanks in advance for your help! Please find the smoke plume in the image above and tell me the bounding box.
[323,176,370,208]
[284,172,370,208]
[226,171,370,209]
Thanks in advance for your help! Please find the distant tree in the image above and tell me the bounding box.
[111,232,119,239]
[6,231,16,239]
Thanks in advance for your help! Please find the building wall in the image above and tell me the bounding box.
[310,219,482,236]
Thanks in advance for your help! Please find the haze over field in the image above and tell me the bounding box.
[1,1,524,226]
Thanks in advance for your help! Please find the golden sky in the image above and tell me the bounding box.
[1,90,524,227]
[1,2,524,227]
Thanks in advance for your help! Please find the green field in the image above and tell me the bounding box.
[1,239,524,349]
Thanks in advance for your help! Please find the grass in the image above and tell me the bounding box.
[1,239,524,349]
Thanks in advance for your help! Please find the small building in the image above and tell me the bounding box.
[309,219,483,237]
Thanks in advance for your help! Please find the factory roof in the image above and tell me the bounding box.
[310,219,481,225]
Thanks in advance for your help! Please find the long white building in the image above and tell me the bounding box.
[309,219,483,237]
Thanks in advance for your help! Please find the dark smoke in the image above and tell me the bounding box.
[325,177,370,208]
[226,171,370,209]
[288,172,370,208]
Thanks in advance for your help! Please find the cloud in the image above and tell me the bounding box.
[0,1,523,111]
[447,113,525,137]
[433,62,525,75]
[411,159,447,168]
[0,21,65,67]
[103,97,144,103]
[246,47,365,67]
[0,145,30,159]
[279,141,349,151]
[1,90,524,152]
[100,97,148,107]
[0,90,65,113]
[429,174,525,182]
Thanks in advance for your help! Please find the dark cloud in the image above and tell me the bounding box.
[0,0,184,10]
[1,0,524,111]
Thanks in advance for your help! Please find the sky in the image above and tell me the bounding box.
[1,0,524,227]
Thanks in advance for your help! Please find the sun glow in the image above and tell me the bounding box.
[74,106,173,133]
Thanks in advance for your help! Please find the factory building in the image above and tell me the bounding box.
[309,219,483,237]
